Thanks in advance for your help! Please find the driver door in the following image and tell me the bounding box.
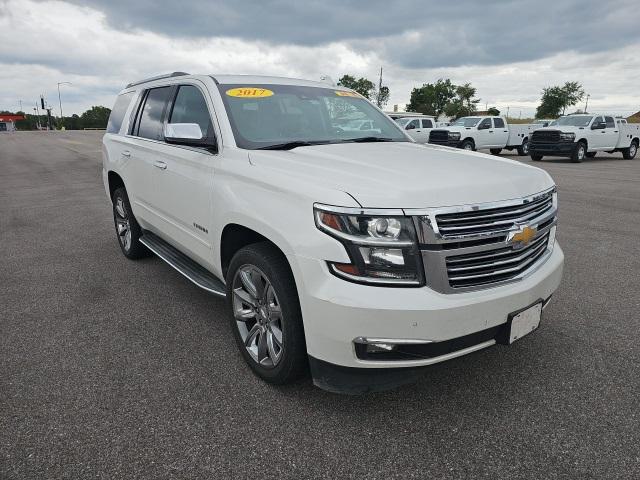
[476,118,492,149]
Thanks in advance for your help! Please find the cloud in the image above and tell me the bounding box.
[1,0,638,117]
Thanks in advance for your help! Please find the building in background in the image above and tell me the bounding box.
[0,114,24,132]
[628,110,640,123]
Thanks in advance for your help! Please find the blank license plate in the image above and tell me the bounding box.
[509,302,542,344]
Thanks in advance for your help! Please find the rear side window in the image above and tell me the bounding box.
[106,92,134,134]
[494,118,505,128]
[605,116,615,128]
[136,86,173,140]
[422,119,433,128]
[169,85,212,137]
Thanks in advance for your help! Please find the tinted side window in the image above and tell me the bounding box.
[494,118,505,128]
[169,85,212,137]
[107,92,134,134]
[136,87,173,140]
[422,119,433,128]
[605,116,615,128]
[406,119,419,129]
[479,118,491,129]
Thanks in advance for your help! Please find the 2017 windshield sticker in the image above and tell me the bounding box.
[335,91,361,97]
[226,87,274,98]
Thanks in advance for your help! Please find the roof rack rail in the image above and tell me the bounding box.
[126,72,190,88]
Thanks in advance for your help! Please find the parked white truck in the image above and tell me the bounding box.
[395,115,438,143]
[529,114,639,162]
[103,73,564,393]
[428,116,539,156]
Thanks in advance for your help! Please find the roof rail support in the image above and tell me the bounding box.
[126,72,190,88]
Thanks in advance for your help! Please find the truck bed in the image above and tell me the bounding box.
[616,123,640,149]
[507,124,541,147]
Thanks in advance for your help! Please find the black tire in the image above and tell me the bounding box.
[530,154,543,161]
[226,242,307,385]
[517,139,529,156]
[490,148,502,155]
[622,141,638,160]
[112,187,148,259]
[460,139,475,151]
[571,141,586,163]
[585,152,597,158]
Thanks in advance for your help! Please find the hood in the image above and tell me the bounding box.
[248,142,554,209]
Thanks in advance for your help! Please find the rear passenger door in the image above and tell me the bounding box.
[492,117,509,147]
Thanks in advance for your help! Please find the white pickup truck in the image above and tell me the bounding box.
[103,73,564,393]
[529,114,639,162]
[395,115,438,143]
[428,116,539,156]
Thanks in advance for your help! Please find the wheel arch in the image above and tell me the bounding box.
[107,170,126,201]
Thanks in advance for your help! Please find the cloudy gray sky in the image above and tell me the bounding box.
[1,0,639,117]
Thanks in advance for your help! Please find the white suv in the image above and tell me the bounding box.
[103,73,564,393]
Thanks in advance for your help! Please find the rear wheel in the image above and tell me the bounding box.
[530,154,543,161]
[490,148,502,155]
[585,152,597,158]
[517,139,529,156]
[226,242,307,385]
[622,141,638,160]
[571,142,586,163]
[112,188,148,259]
[460,139,475,151]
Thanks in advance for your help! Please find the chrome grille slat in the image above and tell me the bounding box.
[437,204,552,233]
[445,233,548,265]
[447,240,548,274]
[436,196,550,224]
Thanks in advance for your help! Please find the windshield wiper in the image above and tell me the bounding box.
[340,137,395,143]
[256,140,329,150]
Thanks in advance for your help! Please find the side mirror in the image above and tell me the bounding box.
[406,123,416,130]
[165,123,203,140]
[591,122,606,130]
[164,123,216,150]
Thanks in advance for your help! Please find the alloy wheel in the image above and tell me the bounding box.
[232,265,284,368]
[115,197,132,251]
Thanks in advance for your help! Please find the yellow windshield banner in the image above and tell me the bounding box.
[226,87,274,98]
[335,91,361,97]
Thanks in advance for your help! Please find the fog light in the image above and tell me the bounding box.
[366,343,396,353]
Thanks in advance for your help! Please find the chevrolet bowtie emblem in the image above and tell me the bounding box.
[508,225,537,249]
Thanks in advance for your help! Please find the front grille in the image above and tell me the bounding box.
[429,129,450,145]
[531,130,561,143]
[435,190,553,238]
[412,188,557,293]
[445,232,550,289]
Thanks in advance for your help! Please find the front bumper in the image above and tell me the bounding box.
[529,142,576,156]
[289,244,564,391]
[429,139,461,148]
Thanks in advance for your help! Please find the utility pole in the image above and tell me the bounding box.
[57,82,72,130]
[377,67,383,108]
[506,106,510,119]
[19,100,23,113]
[584,94,590,113]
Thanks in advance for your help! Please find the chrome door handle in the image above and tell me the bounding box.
[121,150,131,157]
[154,161,167,170]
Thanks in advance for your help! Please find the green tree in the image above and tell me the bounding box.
[376,85,390,109]
[337,74,376,99]
[406,79,456,116]
[487,107,500,116]
[80,106,111,129]
[444,83,480,119]
[536,81,585,118]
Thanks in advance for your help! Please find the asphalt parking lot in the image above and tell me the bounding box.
[1,131,639,479]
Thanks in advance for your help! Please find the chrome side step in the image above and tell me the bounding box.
[139,231,226,297]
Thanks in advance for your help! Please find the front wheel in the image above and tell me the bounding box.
[623,141,638,160]
[460,139,475,151]
[571,142,586,163]
[226,242,307,385]
[490,148,502,155]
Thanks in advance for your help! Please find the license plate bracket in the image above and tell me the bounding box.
[497,300,543,345]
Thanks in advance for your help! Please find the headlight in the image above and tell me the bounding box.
[448,132,461,140]
[559,132,575,142]
[314,205,424,286]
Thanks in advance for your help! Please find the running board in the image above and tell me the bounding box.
[139,231,226,297]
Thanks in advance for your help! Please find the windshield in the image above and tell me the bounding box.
[554,115,593,127]
[452,117,481,127]
[218,84,408,149]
